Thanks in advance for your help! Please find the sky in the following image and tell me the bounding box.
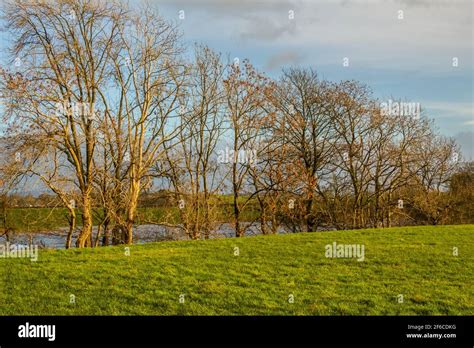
[151,0,474,159]
[0,0,472,159]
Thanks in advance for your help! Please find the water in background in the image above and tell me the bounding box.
[0,223,303,249]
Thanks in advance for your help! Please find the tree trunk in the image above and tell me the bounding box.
[260,209,267,235]
[76,195,93,248]
[203,191,210,240]
[125,180,140,245]
[233,191,242,237]
[232,154,243,237]
[94,224,102,247]
[65,208,76,249]
[305,194,315,232]
[102,219,110,246]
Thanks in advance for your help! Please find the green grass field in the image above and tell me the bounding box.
[1,225,473,315]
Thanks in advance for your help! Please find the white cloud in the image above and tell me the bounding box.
[423,101,474,118]
[154,0,472,72]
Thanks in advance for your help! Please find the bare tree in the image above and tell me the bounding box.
[1,0,124,247]
[105,5,187,244]
[406,131,460,225]
[163,44,225,239]
[223,60,270,237]
[269,68,336,232]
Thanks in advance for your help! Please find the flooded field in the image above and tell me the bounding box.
[0,223,295,249]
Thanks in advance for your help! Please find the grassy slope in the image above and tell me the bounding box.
[1,225,473,315]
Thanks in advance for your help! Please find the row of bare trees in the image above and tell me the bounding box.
[0,0,467,248]
[0,0,186,247]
